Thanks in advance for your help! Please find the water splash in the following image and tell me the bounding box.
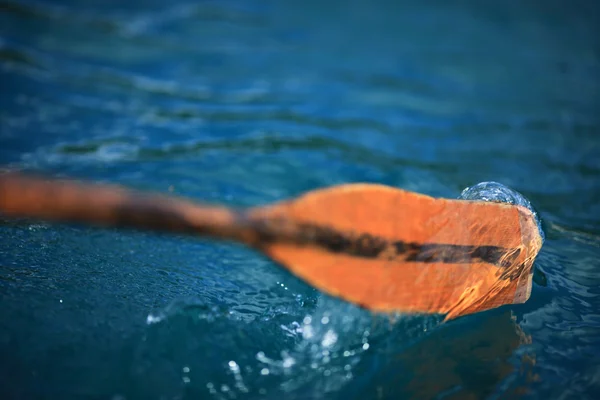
[458,181,545,243]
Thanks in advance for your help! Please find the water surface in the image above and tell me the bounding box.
[1,0,599,399]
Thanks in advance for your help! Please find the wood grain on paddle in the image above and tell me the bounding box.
[0,172,543,320]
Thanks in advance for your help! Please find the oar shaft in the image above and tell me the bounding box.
[0,172,260,245]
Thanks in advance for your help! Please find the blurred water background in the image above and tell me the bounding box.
[1,0,599,398]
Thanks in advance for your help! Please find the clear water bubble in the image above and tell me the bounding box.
[458,181,545,243]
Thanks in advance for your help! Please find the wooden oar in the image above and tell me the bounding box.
[0,172,543,321]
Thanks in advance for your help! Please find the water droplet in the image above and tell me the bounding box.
[261,368,269,376]
[146,314,162,325]
[228,360,239,372]
[321,329,338,348]
[302,324,314,339]
[362,343,370,350]
[183,366,190,373]
[206,382,216,394]
[282,356,295,369]
[321,316,330,325]
[303,316,312,325]
[182,376,190,384]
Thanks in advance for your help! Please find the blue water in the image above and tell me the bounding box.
[1,0,599,399]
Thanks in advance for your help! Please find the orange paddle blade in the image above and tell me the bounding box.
[0,173,542,320]
[248,184,543,320]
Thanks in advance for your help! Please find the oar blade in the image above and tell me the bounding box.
[251,184,543,320]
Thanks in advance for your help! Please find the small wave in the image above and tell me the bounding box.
[0,43,45,70]
[22,139,140,166]
[20,133,455,180]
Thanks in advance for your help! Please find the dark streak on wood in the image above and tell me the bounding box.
[252,217,518,267]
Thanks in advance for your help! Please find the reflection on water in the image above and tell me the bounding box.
[1,0,599,398]
[363,311,535,399]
